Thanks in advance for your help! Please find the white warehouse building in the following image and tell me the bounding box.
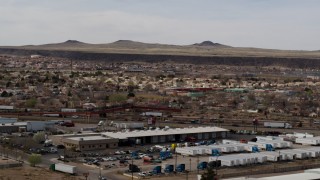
[102,126,229,145]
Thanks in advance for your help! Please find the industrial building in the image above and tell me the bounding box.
[102,126,229,145]
[0,117,17,124]
[50,126,228,151]
[51,133,119,151]
[0,121,55,133]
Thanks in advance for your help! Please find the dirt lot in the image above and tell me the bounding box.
[0,166,83,180]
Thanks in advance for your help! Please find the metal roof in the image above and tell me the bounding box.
[67,136,112,141]
[101,126,228,140]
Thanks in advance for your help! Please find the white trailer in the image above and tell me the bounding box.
[55,163,77,174]
[26,121,55,131]
[216,145,235,153]
[43,114,60,117]
[295,137,320,145]
[280,150,308,159]
[303,147,320,156]
[264,122,292,129]
[251,154,268,163]
[297,149,318,158]
[291,149,312,158]
[188,147,206,155]
[0,105,14,110]
[293,132,314,138]
[248,142,273,150]
[141,112,163,117]
[201,146,221,155]
[259,151,285,162]
[222,139,239,144]
[215,156,238,167]
[243,145,259,152]
[175,147,198,156]
[61,108,77,112]
[209,154,266,167]
[258,140,292,148]
[0,117,17,124]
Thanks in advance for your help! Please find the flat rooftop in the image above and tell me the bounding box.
[102,126,228,139]
[67,136,113,141]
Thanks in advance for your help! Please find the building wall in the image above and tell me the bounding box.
[0,126,19,133]
[62,137,119,151]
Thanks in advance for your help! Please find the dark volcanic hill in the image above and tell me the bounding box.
[1,40,320,68]
[193,41,230,48]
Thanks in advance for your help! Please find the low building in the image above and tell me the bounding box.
[51,133,119,151]
[0,121,55,133]
[102,126,229,145]
[51,126,228,151]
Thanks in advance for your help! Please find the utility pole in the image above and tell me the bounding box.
[185,170,189,180]
[197,154,200,174]
[189,158,192,172]
[175,148,178,173]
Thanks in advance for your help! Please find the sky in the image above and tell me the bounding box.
[1,0,320,50]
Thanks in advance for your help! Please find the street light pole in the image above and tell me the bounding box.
[189,158,192,172]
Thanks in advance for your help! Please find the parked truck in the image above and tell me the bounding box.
[128,164,141,172]
[51,163,77,175]
[152,166,161,174]
[176,164,185,172]
[264,122,292,129]
[197,161,208,170]
[163,164,174,173]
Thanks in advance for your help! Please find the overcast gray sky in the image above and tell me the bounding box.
[1,0,320,50]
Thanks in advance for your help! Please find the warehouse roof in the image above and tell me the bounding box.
[67,135,113,141]
[101,126,228,140]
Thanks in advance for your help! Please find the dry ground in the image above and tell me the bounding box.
[0,166,83,180]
